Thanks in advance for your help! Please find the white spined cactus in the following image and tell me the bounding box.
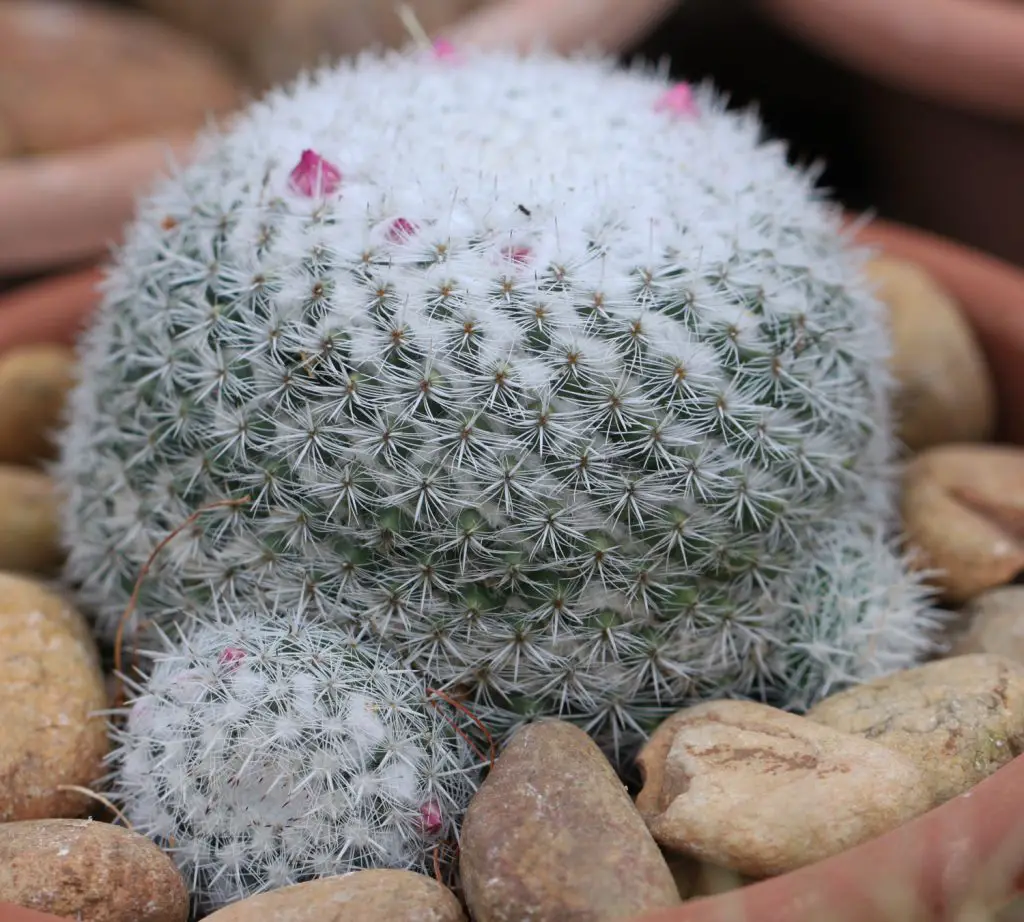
[774,518,943,711]
[109,611,479,914]
[59,47,937,757]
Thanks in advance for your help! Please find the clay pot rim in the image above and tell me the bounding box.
[759,0,1024,123]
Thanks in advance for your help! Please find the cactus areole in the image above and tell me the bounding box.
[58,48,938,760]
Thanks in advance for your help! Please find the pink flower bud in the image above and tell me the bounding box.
[654,83,698,118]
[387,218,419,243]
[288,149,342,197]
[418,797,444,836]
[432,38,459,61]
[501,245,532,265]
[218,647,247,669]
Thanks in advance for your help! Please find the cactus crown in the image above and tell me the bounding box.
[110,611,479,913]
[60,48,931,757]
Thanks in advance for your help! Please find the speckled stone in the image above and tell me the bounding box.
[0,573,108,821]
[460,720,680,922]
[807,654,1024,805]
[0,818,188,922]
[203,870,466,922]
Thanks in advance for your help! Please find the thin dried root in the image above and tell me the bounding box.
[427,687,497,769]
[112,496,251,707]
[55,785,133,830]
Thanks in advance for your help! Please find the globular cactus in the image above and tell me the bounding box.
[58,47,937,757]
[109,611,480,913]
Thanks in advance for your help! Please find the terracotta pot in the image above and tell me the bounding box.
[0,0,243,157]
[758,0,1024,122]
[0,133,196,280]
[0,266,103,355]
[128,0,482,90]
[446,0,679,53]
[759,0,1024,266]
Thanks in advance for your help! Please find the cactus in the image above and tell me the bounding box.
[774,518,943,712]
[109,611,480,913]
[58,47,937,757]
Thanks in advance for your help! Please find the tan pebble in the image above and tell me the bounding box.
[0,573,109,821]
[203,870,465,921]
[807,653,1024,805]
[460,719,680,922]
[0,344,77,466]
[635,700,933,879]
[949,586,1024,665]
[0,465,63,574]
[867,256,995,451]
[901,444,1024,605]
[0,818,188,922]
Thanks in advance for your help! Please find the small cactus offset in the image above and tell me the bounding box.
[58,47,937,757]
[109,611,480,913]
[774,518,942,712]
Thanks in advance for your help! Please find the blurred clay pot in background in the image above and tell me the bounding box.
[0,0,242,157]
[761,0,1024,266]
[128,0,485,89]
[0,0,243,282]
[0,135,195,281]
[0,267,105,357]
